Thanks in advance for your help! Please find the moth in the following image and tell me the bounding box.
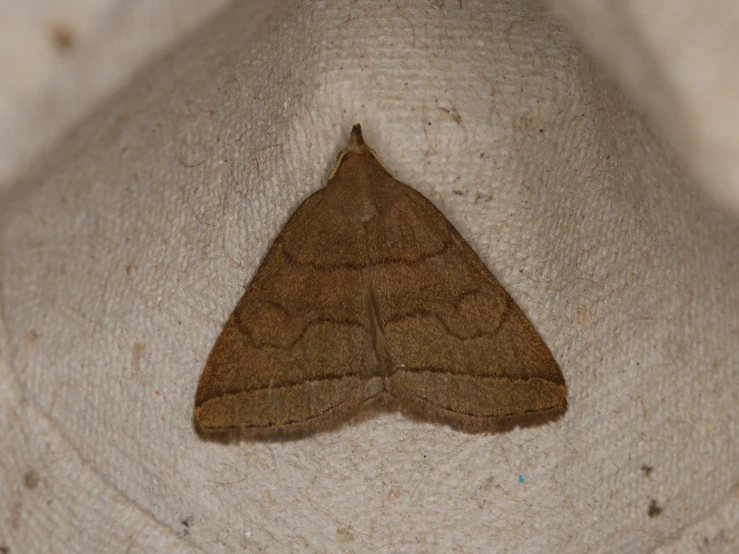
[193,125,566,441]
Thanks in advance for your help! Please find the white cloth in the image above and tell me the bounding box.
[1,1,737,552]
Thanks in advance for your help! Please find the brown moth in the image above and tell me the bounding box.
[193,125,566,441]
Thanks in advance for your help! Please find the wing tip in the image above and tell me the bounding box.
[393,389,568,434]
[193,391,567,443]
[192,390,389,443]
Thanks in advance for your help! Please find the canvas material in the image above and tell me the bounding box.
[552,0,739,215]
[0,0,236,191]
[1,1,737,553]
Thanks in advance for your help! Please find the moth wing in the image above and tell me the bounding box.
[368,183,567,432]
[194,189,377,440]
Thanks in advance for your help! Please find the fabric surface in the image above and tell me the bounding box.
[1,1,737,553]
[0,0,235,191]
[553,0,739,215]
